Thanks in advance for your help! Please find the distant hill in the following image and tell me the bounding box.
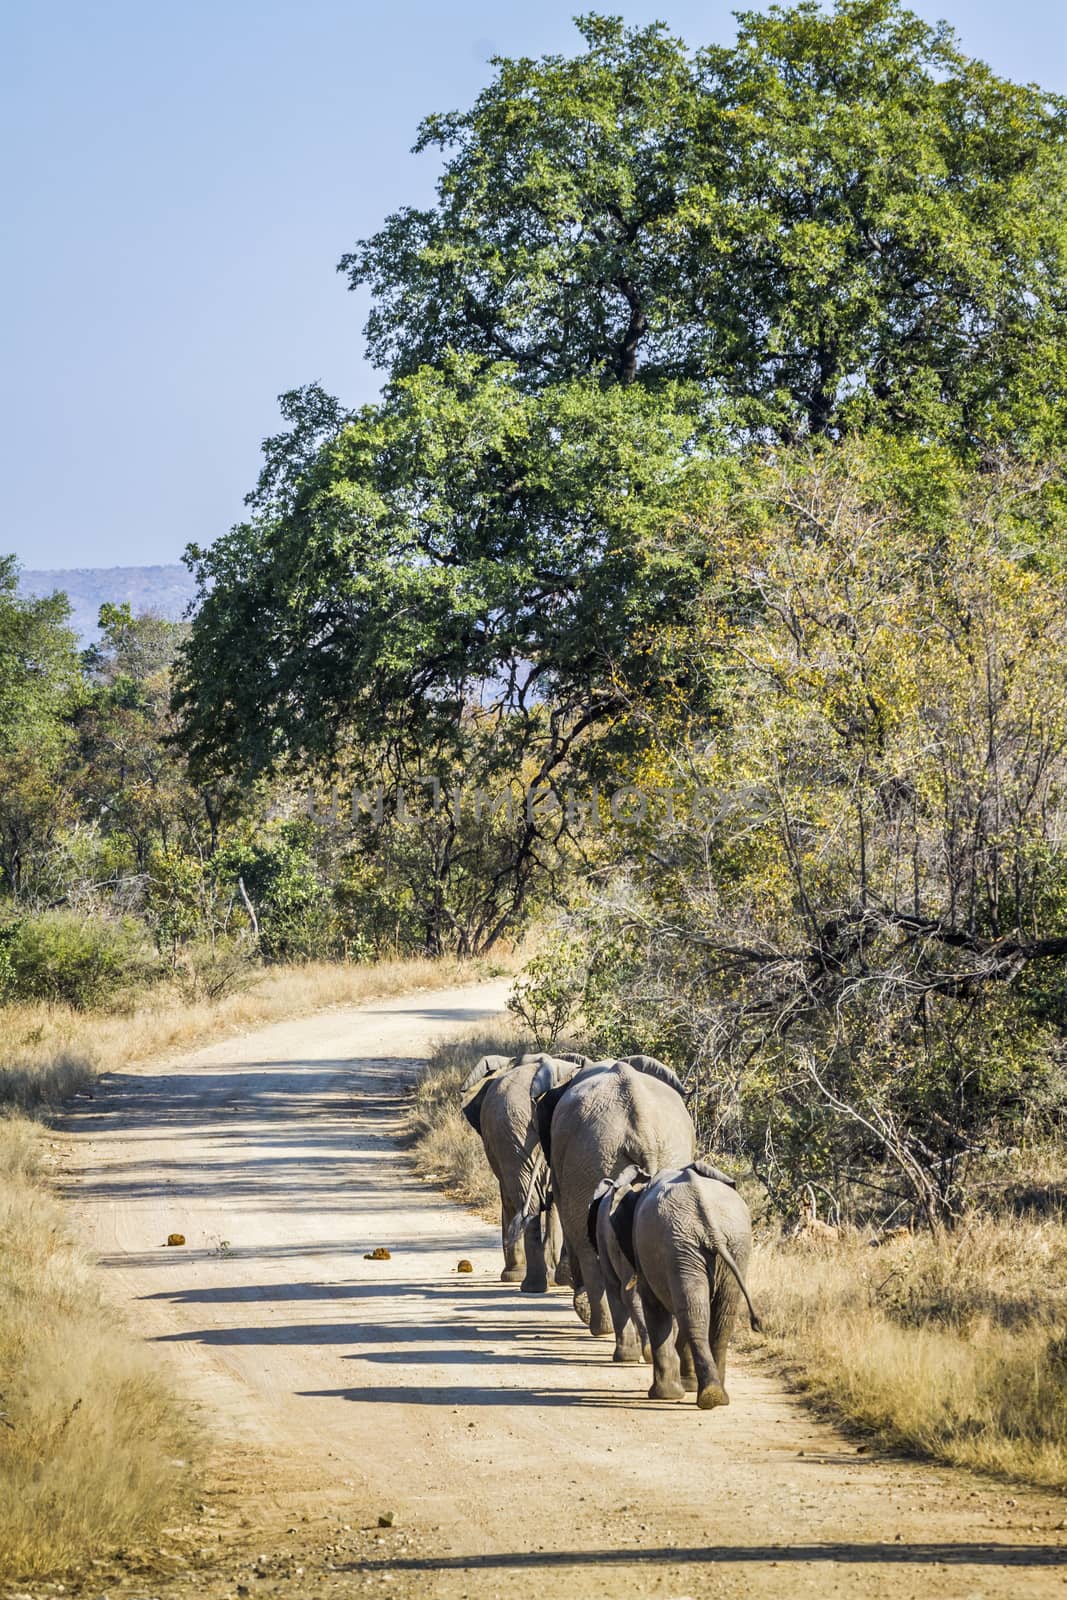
[18,564,199,642]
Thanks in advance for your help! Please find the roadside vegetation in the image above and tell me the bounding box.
[0,1116,195,1578]
[410,1026,1067,1489]
[748,1212,1067,1489]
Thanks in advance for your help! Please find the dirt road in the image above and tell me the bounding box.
[59,981,1065,1600]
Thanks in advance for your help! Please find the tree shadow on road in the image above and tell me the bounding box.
[337,1542,1067,1571]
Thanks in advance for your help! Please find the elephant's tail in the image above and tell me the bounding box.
[704,1229,762,1333]
[506,1151,551,1247]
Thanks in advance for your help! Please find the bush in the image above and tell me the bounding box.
[0,912,160,1010]
[215,822,339,962]
[749,1216,1067,1487]
[172,940,255,1003]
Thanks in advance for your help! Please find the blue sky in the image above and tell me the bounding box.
[4,1,1066,571]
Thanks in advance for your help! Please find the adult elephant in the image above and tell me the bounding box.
[608,1162,761,1409]
[530,1056,696,1343]
[461,1052,589,1292]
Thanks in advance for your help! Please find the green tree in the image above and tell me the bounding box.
[174,370,717,948]
[178,371,711,752]
[213,821,335,963]
[75,605,224,881]
[343,2,1067,449]
[175,0,1067,956]
[0,558,82,899]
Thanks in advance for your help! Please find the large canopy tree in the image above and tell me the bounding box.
[176,366,715,782]
[176,369,720,949]
[515,442,1067,1222]
[344,1,1067,450]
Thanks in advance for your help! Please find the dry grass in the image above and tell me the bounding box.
[0,954,507,1112]
[745,1214,1067,1488]
[0,1115,197,1578]
[406,1025,528,1217]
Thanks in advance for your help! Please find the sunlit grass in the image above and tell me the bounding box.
[0,1115,197,1577]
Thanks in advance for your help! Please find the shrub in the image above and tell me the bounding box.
[172,940,255,1003]
[0,912,160,1010]
[215,822,339,962]
[749,1216,1067,1487]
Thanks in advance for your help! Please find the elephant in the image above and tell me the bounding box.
[461,1052,589,1291]
[587,1158,745,1370]
[529,1056,696,1341]
[604,1160,761,1410]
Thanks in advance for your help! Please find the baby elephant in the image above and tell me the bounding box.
[598,1160,761,1410]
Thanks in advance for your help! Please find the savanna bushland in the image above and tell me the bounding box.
[4,0,1067,1565]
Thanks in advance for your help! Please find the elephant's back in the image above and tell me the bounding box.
[638,1167,752,1268]
[552,1066,694,1204]
[690,1171,753,1255]
[624,1070,696,1170]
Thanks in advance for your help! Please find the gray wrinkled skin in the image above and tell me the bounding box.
[631,1165,760,1411]
[588,1165,653,1365]
[544,1063,695,1338]
[461,1054,565,1291]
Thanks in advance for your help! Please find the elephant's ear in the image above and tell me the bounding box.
[691,1159,737,1189]
[586,1179,614,1257]
[608,1187,642,1272]
[460,1055,511,1095]
[529,1059,556,1101]
[621,1055,688,1100]
[460,1077,494,1134]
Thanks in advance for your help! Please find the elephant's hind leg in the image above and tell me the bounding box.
[547,1204,570,1288]
[499,1188,526,1284]
[627,1280,653,1364]
[553,1231,573,1288]
[677,1333,698,1392]
[576,1240,612,1337]
[565,1232,611,1335]
[709,1265,743,1389]
[641,1288,685,1400]
[567,1243,591,1324]
[519,1214,550,1294]
[674,1262,728,1409]
[605,1272,644,1364]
